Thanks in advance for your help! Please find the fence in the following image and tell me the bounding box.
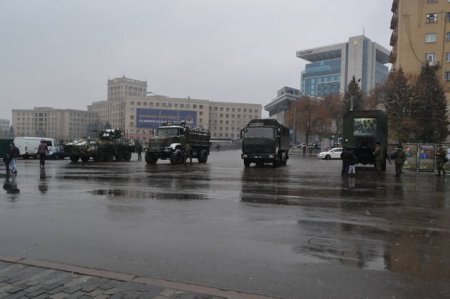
[387,143,450,173]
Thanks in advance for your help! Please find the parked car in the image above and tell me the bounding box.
[318,147,343,160]
[46,144,66,159]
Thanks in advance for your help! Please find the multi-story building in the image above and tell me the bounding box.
[12,107,98,140]
[0,119,10,132]
[264,87,302,125]
[297,35,390,97]
[390,0,450,140]
[89,77,262,140]
[390,0,450,84]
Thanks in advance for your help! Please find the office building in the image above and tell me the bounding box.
[89,77,262,140]
[297,35,390,98]
[0,119,10,132]
[12,107,98,140]
[264,87,302,125]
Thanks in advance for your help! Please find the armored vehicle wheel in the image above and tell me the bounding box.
[123,151,132,161]
[145,153,158,164]
[81,156,90,162]
[282,152,288,166]
[170,149,184,165]
[244,159,250,168]
[197,150,208,163]
[70,155,79,162]
[94,153,104,162]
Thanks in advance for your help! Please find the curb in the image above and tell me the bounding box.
[0,256,279,299]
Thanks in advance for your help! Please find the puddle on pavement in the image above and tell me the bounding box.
[90,189,207,200]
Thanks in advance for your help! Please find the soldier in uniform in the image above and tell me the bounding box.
[435,145,447,176]
[394,145,407,177]
[373,142,384,175]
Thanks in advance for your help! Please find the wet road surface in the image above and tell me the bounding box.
[1,150,450,298]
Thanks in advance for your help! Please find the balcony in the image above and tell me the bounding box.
[390,14,398,29]
[390,32,398,47]
[391,0,398,13]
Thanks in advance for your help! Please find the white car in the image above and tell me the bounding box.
[317,147,343,160]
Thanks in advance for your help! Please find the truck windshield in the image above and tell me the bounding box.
[245,127,274,138]
[157,128,179,137]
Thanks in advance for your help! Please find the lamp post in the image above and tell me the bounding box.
[292,103,297,145]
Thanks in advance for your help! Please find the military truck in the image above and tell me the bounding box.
[241,119,290,167]
[342,110,389,170]
[65,129,135,162]
[145,122,211,165]
[0,138,13,159]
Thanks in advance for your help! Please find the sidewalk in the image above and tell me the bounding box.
[0,256,277,299]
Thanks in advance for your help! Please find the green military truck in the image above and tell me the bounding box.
[0,138,13,159]
[65,129,135,162]
[241,119,290,167]
[145,122,211,165]
[342,110,389,170]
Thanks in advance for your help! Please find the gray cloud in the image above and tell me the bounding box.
[0,0,392,120]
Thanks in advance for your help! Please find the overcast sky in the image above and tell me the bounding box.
[0,0,393,121]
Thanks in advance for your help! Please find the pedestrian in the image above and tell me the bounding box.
[8,142,19,174]
[393,145,407,177]
[37,139,49,168]
[184,143,193,165]
[135,140,142,161]
[340,147,352,176]
[373,142,384,175]
[3,152,11,174]
[348,149,358,177]
[302,145,306,156]
[435,145,448,176]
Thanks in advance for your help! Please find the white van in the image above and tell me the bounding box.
[13,137,57,159]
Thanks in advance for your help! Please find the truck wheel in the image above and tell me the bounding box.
[81,156,90,163]
[145,153,158,164]
[123,151,132,161]
[170,149,183,165]
[114,153,123,161]
[70,155,79,162]
[273,152,281,167]
[282,152,288,166]
[198,150,208,163]
[244,159,250,168]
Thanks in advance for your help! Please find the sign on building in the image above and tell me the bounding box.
[136,108,197,129]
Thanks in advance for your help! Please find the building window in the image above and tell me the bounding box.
[427,0,438,3]
[425,33,437,42]
[446,32,450,41]
[446,52,450,61]
[447,12,450,22]
[426,13,438,23]
[426,53,436,63]
[445,71,450,81]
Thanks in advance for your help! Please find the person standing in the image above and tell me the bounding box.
[340,147,352,176]
[8,143,20,174]
[302,145,307,156]
[135,140,142,161]
[436,145,447,176]
[37,139,49,168]
[348,149,358,177]
[394,145,407,177]
[373,142,384,175]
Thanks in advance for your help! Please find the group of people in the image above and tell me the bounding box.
[341,142,447,178]
[3,139,49,175]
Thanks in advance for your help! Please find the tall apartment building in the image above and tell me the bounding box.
[0,119,10,132]
[297,35,390,97]
[390,0,450,94]
[12,107,98,140]
[89,77,262,140]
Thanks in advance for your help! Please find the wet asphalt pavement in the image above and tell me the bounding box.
[0,150,449,299]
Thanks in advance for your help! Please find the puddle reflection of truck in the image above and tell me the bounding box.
[343,110,389,170]
[241,119,290,167]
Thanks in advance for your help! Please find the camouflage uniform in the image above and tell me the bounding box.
[436,146,447,176]
[394,147,407,177]
[373,143,384,175]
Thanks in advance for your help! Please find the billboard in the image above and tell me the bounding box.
[136,108,197,129]
[353,118,377,136]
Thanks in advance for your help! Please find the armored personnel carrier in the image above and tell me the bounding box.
[65,129,135,162]
[145,122,210,165]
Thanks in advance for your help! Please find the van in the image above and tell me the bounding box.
[13,137,57,159]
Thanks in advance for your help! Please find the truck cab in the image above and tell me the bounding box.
[241,119,290,167]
